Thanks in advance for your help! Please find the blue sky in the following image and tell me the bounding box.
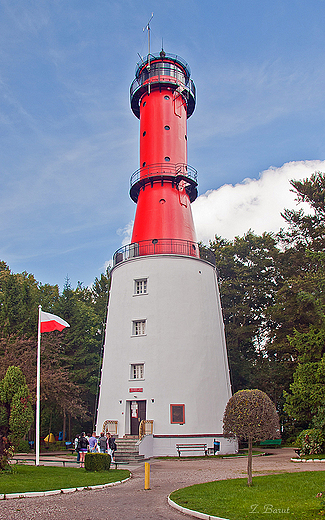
[1,0,325,289]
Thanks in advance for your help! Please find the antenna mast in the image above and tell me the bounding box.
[143,12,153,94]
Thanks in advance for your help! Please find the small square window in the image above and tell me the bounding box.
[134,278,147,295]
[133,320,146,336]
[130,363,144,379]
[170,404,185,424]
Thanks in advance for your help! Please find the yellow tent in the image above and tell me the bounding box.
[44,433,55,443]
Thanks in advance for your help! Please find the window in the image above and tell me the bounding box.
[130,363,144,380]
[134,278,147,295]
[133,320,146,336]
[170,404,185,424]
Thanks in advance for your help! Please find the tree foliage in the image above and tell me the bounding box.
[0,266,111,440]
[223,389,280,485]
[0,366,33,470]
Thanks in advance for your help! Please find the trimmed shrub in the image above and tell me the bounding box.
[85,452,111,472]
[296,428,325,455]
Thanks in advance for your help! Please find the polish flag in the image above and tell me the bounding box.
[40,311,70,333]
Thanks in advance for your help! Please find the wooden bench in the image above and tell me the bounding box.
[259,439,282,448]
[112,460,129,470]
[13,458,129,469]
[176,443,208,457]
[13,458,79,467]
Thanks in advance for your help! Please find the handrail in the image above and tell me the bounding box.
[113,238,200,266]
[129,162,198,203]
[130,163,197,190]
[139,420,154,440]
[135,53,191,78]
[102,420,118,436]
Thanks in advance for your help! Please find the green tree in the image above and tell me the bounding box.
[0,366,33,470]
[207,232,280,396]
[54,275,110,431]
[273,172,325,433]
[0,263,59,338]
[223,389,280,486]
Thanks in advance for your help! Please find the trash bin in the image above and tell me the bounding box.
[213,439,220,454]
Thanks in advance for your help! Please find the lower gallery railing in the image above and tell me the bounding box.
[139,420,154,440]
[113,239,200,266]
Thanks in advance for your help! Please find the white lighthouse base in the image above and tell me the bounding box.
[138,434,238,458]
[96,253,236,456]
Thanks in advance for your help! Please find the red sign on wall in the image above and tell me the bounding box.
[129,388,143,392]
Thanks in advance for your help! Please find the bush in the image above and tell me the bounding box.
[84,452,111,472]
[14,439,30,453]
[296,428,325,455]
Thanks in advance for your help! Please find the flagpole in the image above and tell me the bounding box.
[36,304,41,466]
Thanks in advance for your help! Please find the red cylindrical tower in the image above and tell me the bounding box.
[129,50,199,258]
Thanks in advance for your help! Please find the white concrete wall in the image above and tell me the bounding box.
[138,435,238,458]
[96,254,234,453]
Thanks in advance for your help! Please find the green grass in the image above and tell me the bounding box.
[0,466,130,494]
[296,453,325,459]
[157,450,263,460]
[170,471,325,520]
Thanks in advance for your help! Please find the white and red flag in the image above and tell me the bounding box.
[40,311,70,333]
[36,306,70,466]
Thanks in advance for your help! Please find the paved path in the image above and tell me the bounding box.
[1,449,324,520]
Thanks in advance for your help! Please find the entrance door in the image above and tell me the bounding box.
[130,400,146,436]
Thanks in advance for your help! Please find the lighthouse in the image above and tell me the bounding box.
[96,49,237,456]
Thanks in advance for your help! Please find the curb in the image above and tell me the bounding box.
[0,475,131,500]
[291,458,325,463]
[168,495,229,520]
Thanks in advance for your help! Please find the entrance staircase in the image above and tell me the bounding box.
[114,435,145,463]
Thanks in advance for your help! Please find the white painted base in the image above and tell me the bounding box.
[138,434,238,458]
[97,254,234,455]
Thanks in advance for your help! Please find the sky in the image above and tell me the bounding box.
[1,0,325,289]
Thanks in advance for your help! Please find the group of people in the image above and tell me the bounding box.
[74,431,117,468]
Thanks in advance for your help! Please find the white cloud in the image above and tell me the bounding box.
[192,160,325,244]
[117,221,134,246]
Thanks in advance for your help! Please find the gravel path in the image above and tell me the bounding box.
[0,448,324,520]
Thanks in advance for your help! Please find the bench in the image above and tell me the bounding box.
[176,444,208,457]
[112,460,129,470]
[259,439,282,448]
[13,458,129,470]
[13,458,79,467]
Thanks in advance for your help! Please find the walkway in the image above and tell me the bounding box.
[1,449,324,520]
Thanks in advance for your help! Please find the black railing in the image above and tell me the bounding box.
[130,53,196,119]
[130,163,197,189]
[135,53,192,79]
[129,162,198,204]
[113,239,200,266]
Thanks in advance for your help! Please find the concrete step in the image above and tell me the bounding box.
[114,454,145,462]
[113,436,144,463]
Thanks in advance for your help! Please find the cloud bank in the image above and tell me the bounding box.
[192,160,325,244]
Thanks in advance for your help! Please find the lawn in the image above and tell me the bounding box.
[170,471,325,520]
[0,466,130,494]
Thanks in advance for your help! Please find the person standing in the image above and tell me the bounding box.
[77,432,89,468]
[107,433,117,462]
[98,432,107,453]
[74,434,80,463]
[88,432,97,453]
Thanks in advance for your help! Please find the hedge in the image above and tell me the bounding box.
[84,452,111,471]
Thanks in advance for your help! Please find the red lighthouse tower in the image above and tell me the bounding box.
[129,50,199,256]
